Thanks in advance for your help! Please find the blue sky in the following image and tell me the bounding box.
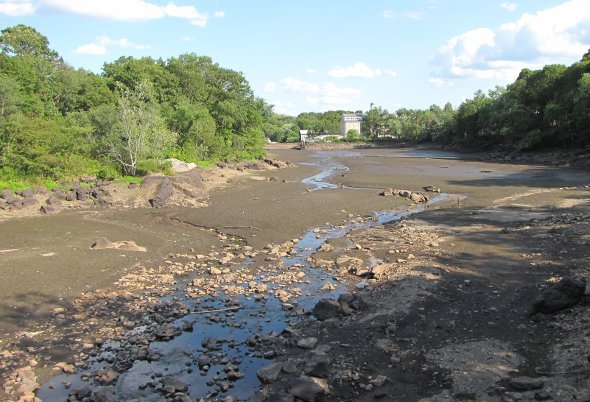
[1,0,589,116]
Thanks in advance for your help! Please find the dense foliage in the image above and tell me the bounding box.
[0,25,268,187]
[1,25,588,189]
[360,51,590,149]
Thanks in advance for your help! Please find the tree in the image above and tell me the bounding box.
[0,24,59,61]
[106,82,176,175]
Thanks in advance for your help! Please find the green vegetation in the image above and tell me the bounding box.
[0,25,269,189]
[364,51,590,149]
[1,25,587,191]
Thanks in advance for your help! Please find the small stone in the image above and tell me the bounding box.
[297,337,318,350]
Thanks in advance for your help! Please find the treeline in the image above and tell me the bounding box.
[269,50,590,150]
[364,50,590,149]
[0,25,268,186]
[263,110,359,143]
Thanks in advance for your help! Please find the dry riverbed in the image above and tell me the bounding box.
[1,145,589,402]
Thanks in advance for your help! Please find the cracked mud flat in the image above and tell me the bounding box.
[1,145,589,401]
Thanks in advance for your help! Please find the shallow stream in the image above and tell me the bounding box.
[38,154,447,401]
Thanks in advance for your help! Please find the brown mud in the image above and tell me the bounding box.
[0,144,589,401]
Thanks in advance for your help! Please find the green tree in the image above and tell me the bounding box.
[106,82,176,175]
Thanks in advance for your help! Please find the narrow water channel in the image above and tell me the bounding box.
[38,155,447,401]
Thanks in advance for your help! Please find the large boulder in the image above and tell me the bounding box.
[149,178,174,208]
[288,377,326,402]
[312,299,343,321]
[531,277,586,315]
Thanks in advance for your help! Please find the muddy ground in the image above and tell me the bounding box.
[0,144,589,401]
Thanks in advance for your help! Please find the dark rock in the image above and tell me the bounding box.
[297,337,318,349]
[160,376,189,393]
[304,354,330,378]
[94,197,112,207]
[149,178,174,208]
[380,188,394,196]
[22,197,38,207]
[269,176,280,183]
[71,385,92,399]
[40,204,56,214]
[65,191,76,201]
[312,299,343,321]
[21,189,35,198]
[51,188,66,199]
[423,185,441,193]
[338,293,367,311]
[46,195,61,205]
[257,362,283,384]
[154,323,178,340]
[0,189,13,199]
[288,377,326,402]
[509,377,544,391]
[531,277,586,315]
[76,189,88,201]
[0,199,6,210]
[94,386,115,402]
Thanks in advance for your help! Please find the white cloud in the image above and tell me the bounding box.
[383,9,395,19]
[433,0,590,81]
[428,77,454,87]
[501,2,518,11]
[0,0,35,16]
[305,68,318,74]
[384,69,397,78]
[264,82,277,92]
[280,76,361,111]
[41,0,163,21]
[75,43,106,55]
[164,3,207,27]
[75,35,151,55]
[40,0,210,26]
[329,62,382,79]
[282,77,320,94]
[272,100,297,115]
[214,11,224,18]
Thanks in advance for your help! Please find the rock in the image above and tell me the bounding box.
[288,377,326,402]
[94,386,115,402]
[509,377,544,391]
[531,277,586,314]
[410,192,429,203]
[94,197,112,207]
[128,182,138,189]
[297,337,318,350]
[40,204,56,214]
[423,185,441,193]
[76,189,88,201]
[304,354,330,378]
[149,178,174,208]
[269,176,280,183]
[380,188,394,196]
[0,189,13,199]
[22,197,38,207]
[370,375,388,387]
[94,369,119,385]
[154,323,178,340]
[21,189,35,198]
[312,299,343,321]
[166,158,197,173]
[257,362,283,384]
[161,376,189,393]
[65,191,76,201]
[92,237,112,250]
[71,385,92,399]
[338,293,366,311]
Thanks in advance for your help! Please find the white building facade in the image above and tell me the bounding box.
[340,113,363,136]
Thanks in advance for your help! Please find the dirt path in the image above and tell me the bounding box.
[1,145,589,401]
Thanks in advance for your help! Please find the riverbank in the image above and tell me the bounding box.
[1,146,589,401]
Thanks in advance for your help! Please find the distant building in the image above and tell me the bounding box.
[340,113,363,136]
